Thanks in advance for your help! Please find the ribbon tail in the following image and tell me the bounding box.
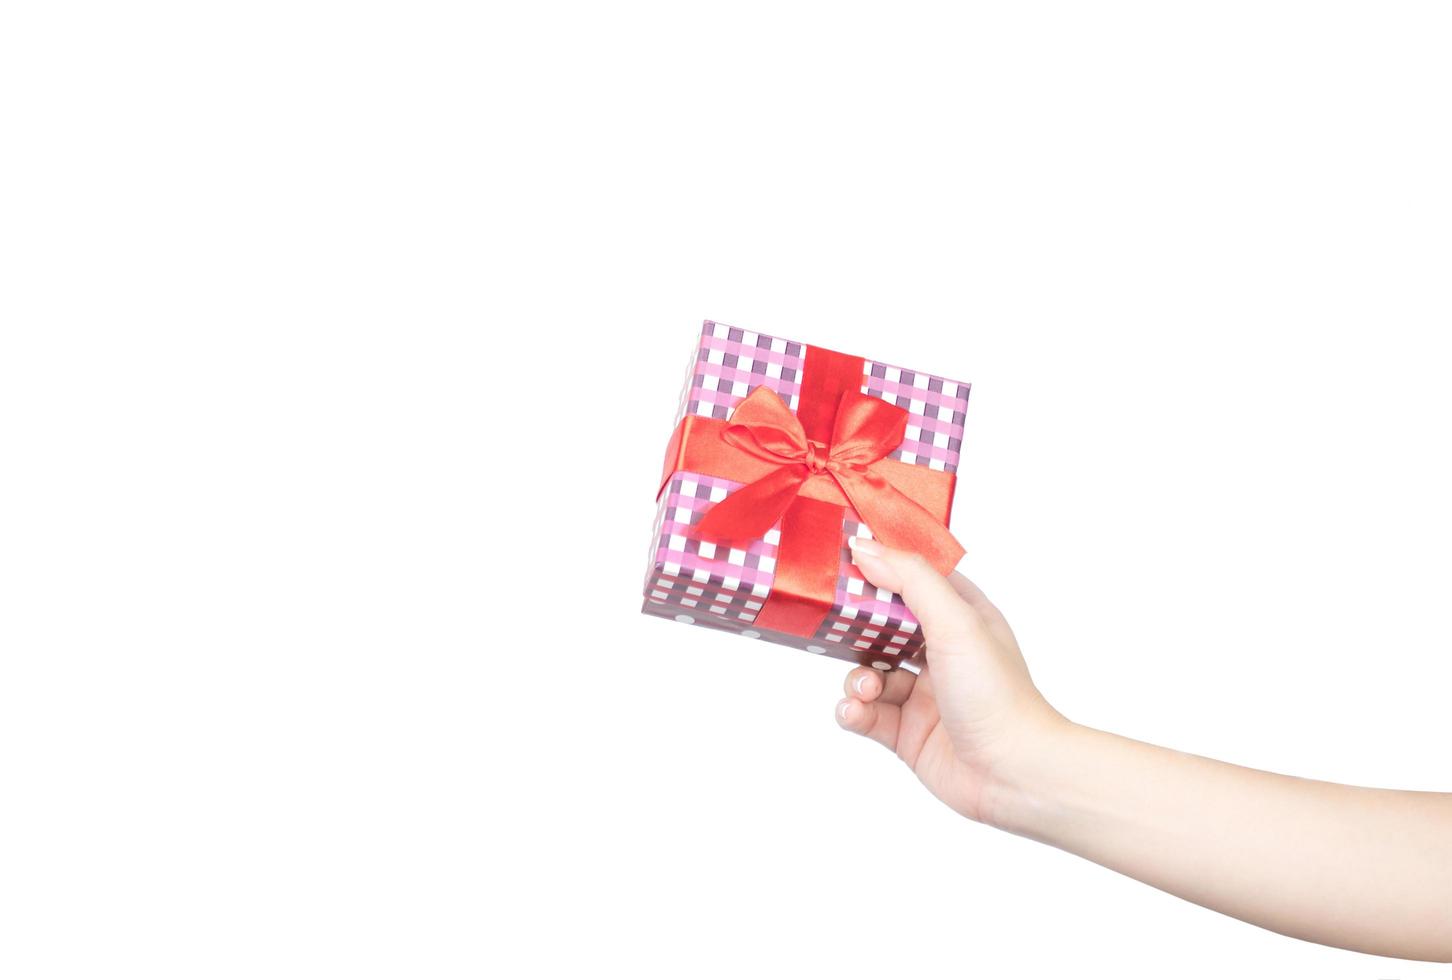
[751,497,844,636]
[693,465,809,543]
[834,468,965,575]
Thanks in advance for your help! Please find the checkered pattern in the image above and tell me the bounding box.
[817,518,922,658]
[678,320,806,423]
[863,360,970,472]
[648,471,775,615]
[644,320,966,669]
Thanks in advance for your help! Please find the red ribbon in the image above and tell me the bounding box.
[657,344,964,638]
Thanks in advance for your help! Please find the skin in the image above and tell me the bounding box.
[836,535,1452,962]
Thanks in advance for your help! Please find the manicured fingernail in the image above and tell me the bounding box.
[853,673,870,695]
[849,536,882,557]
[837,700,852,722]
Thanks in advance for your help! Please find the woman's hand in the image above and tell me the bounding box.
[834,536,1452,961]
[835,535,1066,826]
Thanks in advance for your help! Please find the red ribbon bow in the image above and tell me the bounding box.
[694,386,963,571]
[657,342,964,641]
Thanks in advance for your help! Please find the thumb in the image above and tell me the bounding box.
[847,536,987,655]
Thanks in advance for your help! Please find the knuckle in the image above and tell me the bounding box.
[957,601,989,631]
[902,551,933,573]
[927,607,989,651]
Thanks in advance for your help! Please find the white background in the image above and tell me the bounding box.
[3,1,1450,977]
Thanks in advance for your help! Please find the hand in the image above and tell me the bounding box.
[833,537,1452,960]
[835,536,1066,826]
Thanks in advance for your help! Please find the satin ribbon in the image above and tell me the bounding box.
[656,346,964,639]
[693,386,963,572]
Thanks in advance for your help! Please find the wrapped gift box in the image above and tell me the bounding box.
[642,320,970,670]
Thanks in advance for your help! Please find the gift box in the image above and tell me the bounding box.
[642,320,970,670]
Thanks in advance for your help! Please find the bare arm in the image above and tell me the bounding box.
[836,536,1452,962]
[996,720,1452,960]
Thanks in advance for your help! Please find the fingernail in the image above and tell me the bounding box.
[849,536,882,557]
[853,673,870,695]
[837,700,852,723]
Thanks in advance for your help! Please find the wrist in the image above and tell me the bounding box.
[977,708,1088,838]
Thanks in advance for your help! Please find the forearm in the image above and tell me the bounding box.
[989,719,1452,961]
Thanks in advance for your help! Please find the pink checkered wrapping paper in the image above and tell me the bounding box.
[642,320,970,669]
